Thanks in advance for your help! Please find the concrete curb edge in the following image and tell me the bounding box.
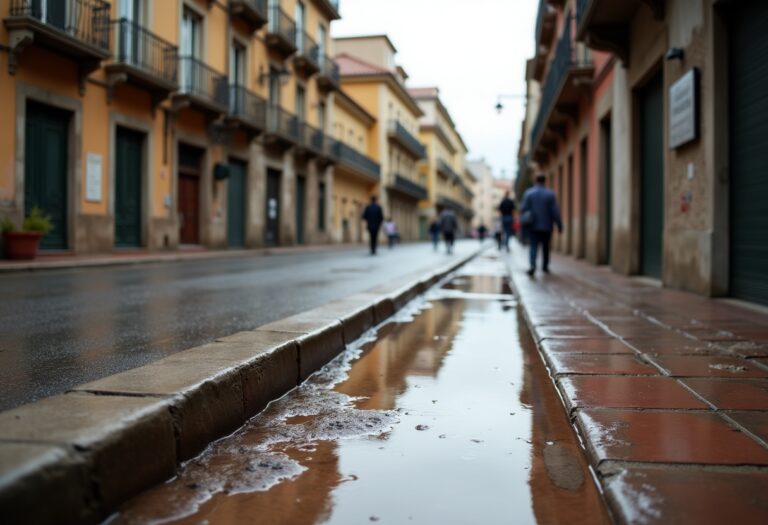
[0,248,480,524]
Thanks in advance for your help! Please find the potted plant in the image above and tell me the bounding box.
[2,207,53,260]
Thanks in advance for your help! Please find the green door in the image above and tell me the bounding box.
[115,127,143,248]
[227,160,247,247]
[639,73,664,278]
[729,0,768,304]
[25,101,69,250]
[295,175,305,244]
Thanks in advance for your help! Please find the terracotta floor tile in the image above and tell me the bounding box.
[540,338,636,355]
[548,354,659,376]
[559,376,707,411]
[531,317,594,327]
[753,357,768,369]
[682,378,768,410]
[724,343,768,358]
[535,325,608,340]
[648,355,768,378]
[727,411,768,443]
[624,338,718,355]
[604,467,768,525]
[576,409,768,465]
[607,326,681,339]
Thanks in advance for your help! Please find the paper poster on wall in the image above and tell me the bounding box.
[86,153,103,202]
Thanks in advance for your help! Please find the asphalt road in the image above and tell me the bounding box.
[0,241,479,411]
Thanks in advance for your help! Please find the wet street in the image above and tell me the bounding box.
[107,254,609,525]
[0,242,477,411]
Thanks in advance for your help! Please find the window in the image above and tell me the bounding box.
[295,85,306,121]
[230,41,246,86]
[269,67,281,106]
[318,102,326,132]
[180,8,202,93]
[318,182,326,231]
[317,23,326,59]
[295,1,305,51]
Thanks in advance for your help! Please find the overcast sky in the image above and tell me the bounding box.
[331,0,537,180]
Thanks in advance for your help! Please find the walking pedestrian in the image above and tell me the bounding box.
[428,218,441,251]
[384,218,398,249]
[439,208,458,255]
[498,191,516,252]
[493,219,503,251]
[520,174,563,276]
[362,195,384,255]
[477,223,488,242]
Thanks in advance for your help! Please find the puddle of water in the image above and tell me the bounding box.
[107,256,609,525]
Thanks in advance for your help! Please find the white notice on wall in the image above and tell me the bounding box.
[86,153,102,202]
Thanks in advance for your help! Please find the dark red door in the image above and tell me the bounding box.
[178,144,202,245]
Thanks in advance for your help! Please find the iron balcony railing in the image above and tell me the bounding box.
[318,55,340,84]
[9,0,111,52]
[112,18,177,86]
[267,104,300,142]
[530,18,591,151]
[231,0,267,24]
[268,5,296,46]
[393,174,428,200]
[437,158,461,185]
[229,84,266,128]
[296,31,319,64]
[388,120,427,159]
[299,122,324,153]
[178,56,228,109]
[333,141,381,181]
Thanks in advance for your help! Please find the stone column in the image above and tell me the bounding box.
[247,141,267,247]
[280,149,296,245]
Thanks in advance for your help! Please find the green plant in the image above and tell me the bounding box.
[22,207,53,234]
[1,217,15,234]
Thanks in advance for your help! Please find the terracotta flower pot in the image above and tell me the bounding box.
[3,231,44,260]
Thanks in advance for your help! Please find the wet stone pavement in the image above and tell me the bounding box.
[106,254,610,525]
[507,245,768,524]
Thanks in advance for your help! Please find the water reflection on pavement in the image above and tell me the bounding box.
[108,254,609,525]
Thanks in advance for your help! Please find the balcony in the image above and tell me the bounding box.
[387,120,427,160]
[437,159,462,185]
[4,0,111,79]
[389,174,428,201]
[264,104,300,149]
[576,0,663,65]
[227,84,266,135]
[174,56,228,116]
[529,19,593,160]
[106,18,178,102]
[293,31,320,76]
[230,0,267,31]
[532,0,557,81]
[266,6,297,57]
[316,55,340,92]
[332,141,380,183]
[295,122,325,158]
[313,0,341,21]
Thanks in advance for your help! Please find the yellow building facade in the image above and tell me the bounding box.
[334,35,426,242]
[0,0,341,253]
[330,88,378,244]
[410,87,473,237]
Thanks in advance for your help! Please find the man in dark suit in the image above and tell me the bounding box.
[520,174,563,276]
[362,195,384,255]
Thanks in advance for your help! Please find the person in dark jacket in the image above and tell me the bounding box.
[439,208,458,255]
[497,191,516,252]
[519,174,563,276]
[362,196,384,255]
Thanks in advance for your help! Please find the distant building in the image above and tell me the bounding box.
[334,35,427,242]
[468,159,512,230]
[521,0,768,305]
[410,87,473,237]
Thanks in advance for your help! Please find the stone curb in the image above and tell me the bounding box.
[0,249,479,524]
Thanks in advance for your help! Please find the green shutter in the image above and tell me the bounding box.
[227,160,247,248]
[115,127,143,248]
[639,73,664,278]
[729,0,768,305]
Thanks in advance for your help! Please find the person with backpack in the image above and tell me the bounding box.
[362,195,384,255]
[519,174,563,276]
[439,208,458,255]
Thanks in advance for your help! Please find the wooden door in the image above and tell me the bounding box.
[639,72,664,278]
[227,160,246,247]
[177,144,202,245]
[25,101,69,250]
[115,126,143,247]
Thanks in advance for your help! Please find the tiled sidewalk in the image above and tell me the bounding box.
[505,245,768,524]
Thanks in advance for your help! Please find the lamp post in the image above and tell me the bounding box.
[495,94,529,114]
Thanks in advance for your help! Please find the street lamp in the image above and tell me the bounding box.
[495,94,529,114]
